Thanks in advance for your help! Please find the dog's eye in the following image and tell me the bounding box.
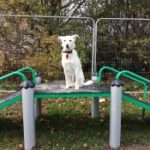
[69,40,72,42]
[64,40,66,42]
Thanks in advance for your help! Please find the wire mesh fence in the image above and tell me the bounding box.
[0,15,94,82]
[96,18,150,79]
[0,16,150,83]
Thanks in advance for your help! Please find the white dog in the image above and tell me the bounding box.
[58,34,93,90]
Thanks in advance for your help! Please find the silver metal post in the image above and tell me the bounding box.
[91,74,99,118]
[109,79,123,149]
[91,21,97,79]
[34,98,42,119]
[91,97,99,118]
[34,73,42,119]
[22,81,36,150]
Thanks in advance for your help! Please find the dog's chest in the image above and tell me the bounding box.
[62,52,72,60]
[62,53,76,71]
[62,53,74,63]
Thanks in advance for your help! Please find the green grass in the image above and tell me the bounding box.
[0,98,150,150]
[0,83,18,90]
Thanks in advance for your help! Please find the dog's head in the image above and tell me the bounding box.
[58,34,79,51]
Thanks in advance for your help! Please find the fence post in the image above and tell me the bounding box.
[22,80,36,150]
[34,73,42,119]
[109,79,123,149]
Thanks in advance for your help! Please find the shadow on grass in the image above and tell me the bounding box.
[0,117,23,134]
[0,109,150,149]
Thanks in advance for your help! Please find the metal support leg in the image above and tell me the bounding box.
[22,80,36,150]
[91,97,99,118]
[34,73,42,119]
[109,79,123,149]
[34,98,42,119]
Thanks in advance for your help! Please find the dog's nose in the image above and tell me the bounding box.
[66,44,69,48]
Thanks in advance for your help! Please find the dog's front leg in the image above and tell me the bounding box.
[75,67,84,90]
[75,70,80,90]
[63,69,70,89]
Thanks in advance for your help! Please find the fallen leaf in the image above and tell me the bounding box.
[99,98,106,103]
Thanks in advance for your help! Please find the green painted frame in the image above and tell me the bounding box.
[1,90,150,111]
[1,66,150,113]
[34,92,110,99]
[0,95,22,109]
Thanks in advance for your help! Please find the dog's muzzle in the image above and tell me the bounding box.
[66,44,69,48]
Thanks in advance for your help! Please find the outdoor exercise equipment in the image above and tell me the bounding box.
[0,66,150,149]
[0,15,150,149]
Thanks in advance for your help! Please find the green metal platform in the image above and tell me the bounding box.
[1,81,150,111]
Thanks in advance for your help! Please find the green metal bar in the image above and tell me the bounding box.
[98,66,146,85]
[0,71,27,82]
[35,91,150,110]
[116,70,150,84]
[0,70,27,109]
[116,70,150,117]
[141,85,148,118]
[35,92,111,99]
[123,94,150,110]
[17,66,36,83]
[0,95,22,110]
[143,85,148,102]
[98,66,119,82]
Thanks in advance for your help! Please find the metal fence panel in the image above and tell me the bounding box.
[0,15,95,81]
[96,18,150,78]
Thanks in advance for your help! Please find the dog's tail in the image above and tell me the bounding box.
[84,80,94,86]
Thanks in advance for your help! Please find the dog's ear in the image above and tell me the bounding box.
[72,34,79,40]
[58,36,63,42]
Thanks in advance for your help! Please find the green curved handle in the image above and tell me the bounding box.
[98,66,119,82]
[116,70,150,84]
[98,66,146,85]
[115,69,150,105]
[0,71,27,82]
[17,66,36,83]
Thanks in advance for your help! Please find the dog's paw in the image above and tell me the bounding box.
[75,86,79,90]
[65,85,69,89]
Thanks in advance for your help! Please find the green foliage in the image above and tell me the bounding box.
[24,34,62,81]
[123,38,150,64]
[86,0,150,18]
